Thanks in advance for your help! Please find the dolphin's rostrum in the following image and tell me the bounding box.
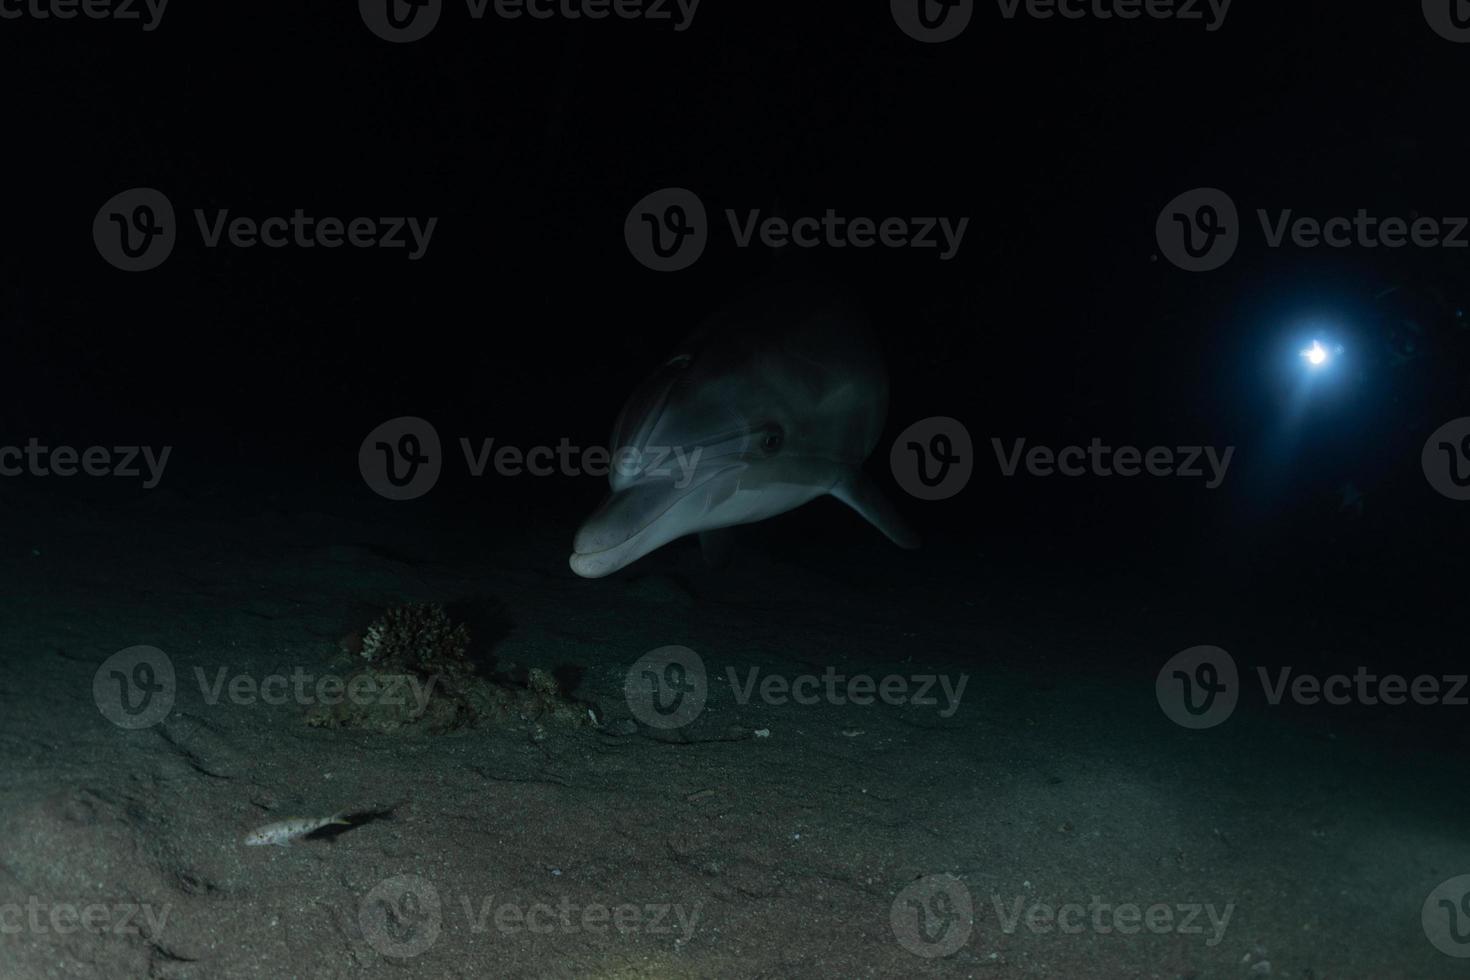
[570,275,919,578]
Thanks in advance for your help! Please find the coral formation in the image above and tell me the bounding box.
[358,602,473,678]
[305,601,591,735]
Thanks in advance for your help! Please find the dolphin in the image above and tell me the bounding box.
[569,274,919,578]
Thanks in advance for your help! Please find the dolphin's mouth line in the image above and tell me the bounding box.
[572,463,746,558]
[571,521,656,559]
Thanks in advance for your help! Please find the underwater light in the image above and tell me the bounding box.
[1300,340,1330,367]
[1278,331,1350,425]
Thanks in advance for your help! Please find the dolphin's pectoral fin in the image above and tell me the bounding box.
[831,471,921,550]
[698,529,736,569]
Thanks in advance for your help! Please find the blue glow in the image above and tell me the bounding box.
[1276,327,1350,429]
[1297,338,1344,373]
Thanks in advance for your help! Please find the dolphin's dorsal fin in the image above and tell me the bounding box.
[830,471,921,550]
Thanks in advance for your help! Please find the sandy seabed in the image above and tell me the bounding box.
[0,484,1463,979]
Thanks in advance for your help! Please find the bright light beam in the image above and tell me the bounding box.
[1300,340,1329,368]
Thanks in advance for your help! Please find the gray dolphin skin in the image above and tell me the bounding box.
[570,274,920,578]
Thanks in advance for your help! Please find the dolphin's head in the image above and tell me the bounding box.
[570,281,890,578]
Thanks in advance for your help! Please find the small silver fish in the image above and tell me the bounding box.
[243,813,350,847]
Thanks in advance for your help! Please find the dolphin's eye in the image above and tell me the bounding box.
[759,424,784,455]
